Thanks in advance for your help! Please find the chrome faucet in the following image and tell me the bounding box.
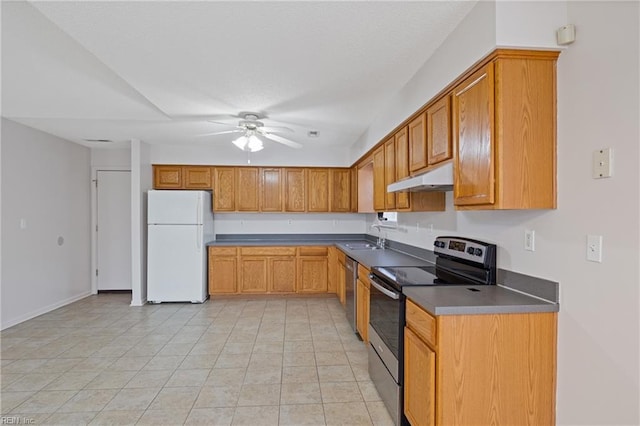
[371,224,386,249]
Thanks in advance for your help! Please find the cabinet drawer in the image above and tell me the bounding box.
[240,247,297,256]
[406,299,437,347]
[358,264,370,283]
[298,246,328,256]
[209,247,238,256]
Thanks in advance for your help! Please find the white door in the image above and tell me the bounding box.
[97,170,131,290]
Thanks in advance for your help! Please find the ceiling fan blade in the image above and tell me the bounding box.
[196,129,244,137]
[206,120,241,128]
[261,132,303,149]
[259,126,293,133]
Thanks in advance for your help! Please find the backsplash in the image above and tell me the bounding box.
[213,213,367,236]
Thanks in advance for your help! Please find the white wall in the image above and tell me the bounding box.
[152,142,350,167]
[91,147,131,167]
[1,119,92,329]
[214,213,367,237]
[130,139,152,306]
[362,1,639,423]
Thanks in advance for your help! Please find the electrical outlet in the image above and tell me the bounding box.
[586,235,603,262]
[524,230,535,251]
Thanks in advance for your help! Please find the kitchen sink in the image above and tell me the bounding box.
[344,243,382,250]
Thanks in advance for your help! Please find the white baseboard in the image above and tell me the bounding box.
[1,291,92,330]
[130,298,147,307]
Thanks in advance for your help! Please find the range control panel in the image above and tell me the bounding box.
[433,236,496,268]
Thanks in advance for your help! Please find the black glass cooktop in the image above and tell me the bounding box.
[372,265,482,288]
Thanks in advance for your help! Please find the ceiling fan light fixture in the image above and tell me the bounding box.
[232,133,263,152]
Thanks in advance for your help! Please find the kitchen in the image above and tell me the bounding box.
[1,1,639,426]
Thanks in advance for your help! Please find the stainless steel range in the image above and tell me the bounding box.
[367,236,497,426]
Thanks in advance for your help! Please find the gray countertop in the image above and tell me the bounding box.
[207,233,558,316]
[403,285,559,316]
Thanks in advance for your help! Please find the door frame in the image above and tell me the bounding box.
[91,166,131,294]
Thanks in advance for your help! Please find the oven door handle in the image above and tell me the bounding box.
[369,277,400,300]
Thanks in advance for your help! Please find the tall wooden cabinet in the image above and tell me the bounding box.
[213,167,236,211]
[236,168,260,211]
[426,95,452,166]
[384,138,396,210]
[408,114,427,173]
[404,298,557,425]
[307,169,330,212]
[330,168,351,212]
[260,168,283,212]
[394,127,410,210]
[452,51,558,209]
[372,146,386,211]
[284,168,306,212]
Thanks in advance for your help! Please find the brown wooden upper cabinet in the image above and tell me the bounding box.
[307,169,330,212]
[372,146,386,211]
[350,166,358,212]
[236,168,260,211]
[426,95,452,166]
[452,51,558,209]
[394,127,410,210]
[154,165,212,189]
[284,168,306,212]
[330,168,351,212]
[408,114,427,173]
[213,167,236,211]
[260,168,283,212]
[384,138,396,211]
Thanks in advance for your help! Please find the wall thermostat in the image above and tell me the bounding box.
[557,24,576,45]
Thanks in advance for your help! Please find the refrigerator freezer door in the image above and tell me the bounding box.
[147,224,207,303]
[148,190,204,225]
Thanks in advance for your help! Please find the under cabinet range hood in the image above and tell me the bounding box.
[387,161,454,192]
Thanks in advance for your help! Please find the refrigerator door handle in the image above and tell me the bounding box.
[197,194,202,225]
[197,228,202,252]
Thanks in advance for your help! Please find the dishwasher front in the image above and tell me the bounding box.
[344,256,360,336]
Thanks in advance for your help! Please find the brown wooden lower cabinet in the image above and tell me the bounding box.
[404,298,557,425]
[208,245,329,295]
[297,246,328,293]
[356,264,371,342]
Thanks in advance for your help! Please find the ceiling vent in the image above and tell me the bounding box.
[83,139,114,143]
[307,130,319,137]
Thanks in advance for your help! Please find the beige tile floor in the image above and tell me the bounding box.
[1,294,394,425]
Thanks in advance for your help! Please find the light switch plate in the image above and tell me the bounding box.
[524,230,535,251]
[586,235,603,262]
[593,148,613,178]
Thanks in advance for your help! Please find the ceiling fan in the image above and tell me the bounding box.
[201,112,303,152]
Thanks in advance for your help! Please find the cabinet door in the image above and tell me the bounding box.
[408,113,428,173]
[214,167,236,211]
[269,257,296,293]
[236,168,260,211]
[356,278,370,343]
[452,63,495,206]
[404,327,436,426]
[384,138,396,210]
[261,168,283,212]
[427,95,452,165]
[208,256,237,294]
[154,165,183,189]
[327,247,337,294]
[297,257,328,293]
[337,261,346,306]
[307,169,330,212]
[239,257,268,293]
[372,146,386,211]
[330,169,351,212]
[350,166,358,212]
[184,166,212,189]
[284,168,306,212]
[395,127,410,210]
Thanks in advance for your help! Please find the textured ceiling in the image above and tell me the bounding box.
[2,1,477,151]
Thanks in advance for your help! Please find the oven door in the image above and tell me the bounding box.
[368,274,403,379]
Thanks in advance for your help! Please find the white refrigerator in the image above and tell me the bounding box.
[147,190,214,303]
